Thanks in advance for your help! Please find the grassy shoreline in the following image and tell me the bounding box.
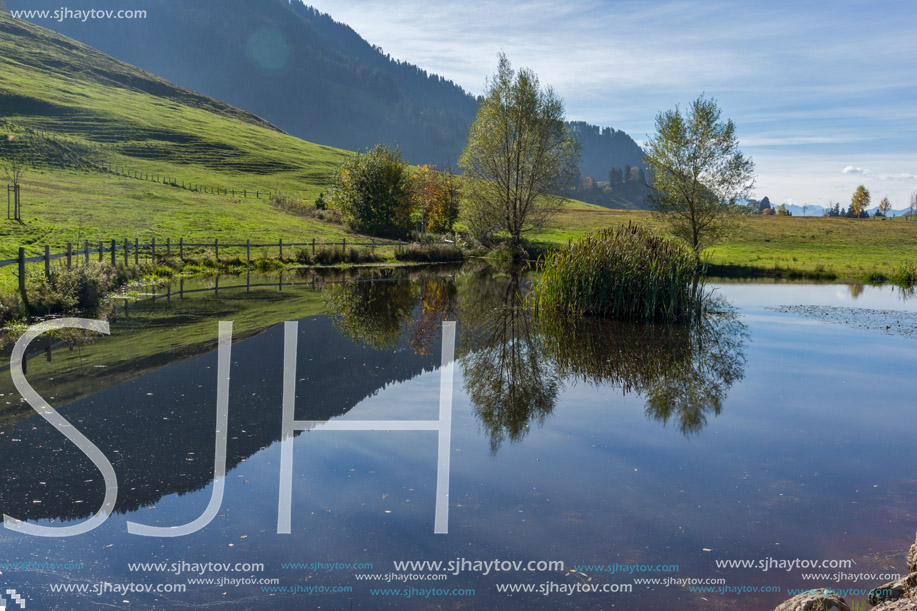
[533,206,917,283]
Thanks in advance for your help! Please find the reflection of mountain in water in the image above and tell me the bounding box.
[0,316,437,523]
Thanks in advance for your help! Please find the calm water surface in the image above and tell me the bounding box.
[0,268,914,610]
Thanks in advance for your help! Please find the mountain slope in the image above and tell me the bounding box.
[6,0,648,203]
[0,10,358,260]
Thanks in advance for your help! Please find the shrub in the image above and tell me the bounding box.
[865,271,887,284]
[309,247,383,265]
[394,244,464,263]
[534,224,704,324]
[326,144,412,238]
[152,265,174,278]
[24,262,149,317]
[253,258,284,272]
[892,262,917,286]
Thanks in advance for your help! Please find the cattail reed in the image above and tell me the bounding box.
[534,223,704,324]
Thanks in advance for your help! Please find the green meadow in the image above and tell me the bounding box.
[2,11,917,287]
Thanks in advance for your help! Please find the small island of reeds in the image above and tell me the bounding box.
[533,224,705,324]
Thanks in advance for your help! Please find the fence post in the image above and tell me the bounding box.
[44,245,50,278]
[342,237,346,252]
[246,270,250,293]
[166,237,171,257]
[134,238,139,265]
[84,241,89,265]
[18,247,27,306]
[312,238,315,256]
[99,241,103,262]
[179,237,184,259]
[66,242,72,269]
[151,237,156,263]
[110,239,116,265]
[279,238,283,260]
[246,239,251,263]
[180,277,184,298]
[215,238,219,262]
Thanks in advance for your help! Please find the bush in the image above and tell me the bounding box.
[326,144,412,238]
[23,262,150,318]
[152,265,174,278]
[308,247,383,265]
[253,258,284,272]
[865,271,887,284]
[892,262,917,286]
[394,244,464,263]
[534,224,704,324]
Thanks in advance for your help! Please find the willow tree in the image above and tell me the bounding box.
[459,54,579,248]
[643,96,755,255]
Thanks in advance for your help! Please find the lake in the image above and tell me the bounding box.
[0,266,914,610]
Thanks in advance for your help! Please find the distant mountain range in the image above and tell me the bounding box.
[8,0,646,200]
[783,204,910,217]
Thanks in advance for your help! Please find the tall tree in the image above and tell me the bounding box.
[910,191,917,220]
[851,185,871,218]
[878,196,891,218]
[643,95,755,254]
[609,166,623,185]
[459,54,580,248]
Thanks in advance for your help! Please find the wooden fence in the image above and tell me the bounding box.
[0,237,451,296]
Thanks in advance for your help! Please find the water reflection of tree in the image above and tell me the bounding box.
[324,279,417,350]
[457,271,560,453]
[324,269,747,449]
[408,278,458,356]
[459,272,747,449]
[541,311,746,435]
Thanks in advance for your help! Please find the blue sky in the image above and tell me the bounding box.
[309,0,917,208]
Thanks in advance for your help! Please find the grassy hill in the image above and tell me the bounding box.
[8,0,648,184]
[0,10,358,264]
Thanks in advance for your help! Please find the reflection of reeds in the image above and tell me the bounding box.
[534,224,704,324]
[538,315,696,394]
[538,306,747,436]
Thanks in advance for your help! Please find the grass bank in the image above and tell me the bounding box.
[533,207,917,282]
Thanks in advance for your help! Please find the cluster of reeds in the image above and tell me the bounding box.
[533,223,704,324]
[303,247,384,265]
[394,244,464,263]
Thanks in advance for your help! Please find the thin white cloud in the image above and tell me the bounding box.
[742,136,867,147]
[843,166,867,174]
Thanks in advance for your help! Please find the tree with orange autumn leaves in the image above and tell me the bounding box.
[410,164,461,235]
